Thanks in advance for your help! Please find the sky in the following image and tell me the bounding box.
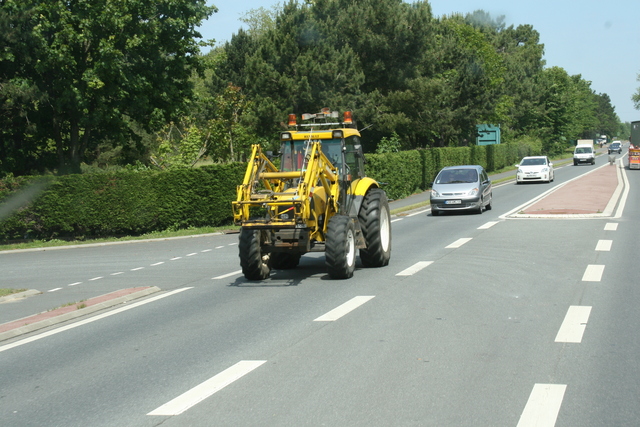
[197,0,640,123]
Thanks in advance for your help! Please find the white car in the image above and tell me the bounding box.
[515,156,554,184]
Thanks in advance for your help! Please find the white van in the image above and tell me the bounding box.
[573,144,595,165]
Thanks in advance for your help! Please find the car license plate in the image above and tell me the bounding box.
[445,200,461,205]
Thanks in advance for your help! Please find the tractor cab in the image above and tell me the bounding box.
[280,109,364,182]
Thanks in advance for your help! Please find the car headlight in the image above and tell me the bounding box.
[431,189,440,198]
[517,168,523,174]
[467,187,479,196]
[541,167,549,172]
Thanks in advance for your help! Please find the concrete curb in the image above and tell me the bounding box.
[0,286,161,342]
[0,289,42,303]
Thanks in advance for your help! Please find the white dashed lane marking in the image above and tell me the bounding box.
[595,240,612,251]
[517,384,567,427]
[148,360,266,416]
[582,265,605,282]
[314,296,375,322]
[478,221,498,230]
[446,238,472,249]
[396,261,433,276]
[555,306,592,343]
[604,222,618,231]
[213,270,243,280]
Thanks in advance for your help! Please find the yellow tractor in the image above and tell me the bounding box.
[232,109,391,280]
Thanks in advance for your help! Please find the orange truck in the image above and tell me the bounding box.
[630,121,640,170]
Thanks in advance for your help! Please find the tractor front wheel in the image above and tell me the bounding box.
[239,228,271,280]
[325,215,356,279]
[358,189,391,267]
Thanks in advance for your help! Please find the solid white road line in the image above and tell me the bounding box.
[390,218,403,223]
[595,240,612,251]
[582,265,605,282]
[314,296,375,322]
[0,288,193,353]
[555,306,592,343]
[517,384,567,427]
[604,223,618,231]
[396,261,433,276]
[446,238,472,248]
[147,360,266,416]
[213,270,243,280]
[477,221,498,230]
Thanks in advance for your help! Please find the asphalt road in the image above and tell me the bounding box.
[1,150,638,427]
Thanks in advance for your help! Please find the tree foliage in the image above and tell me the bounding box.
[0,0,624,178]
[0,0,215,176]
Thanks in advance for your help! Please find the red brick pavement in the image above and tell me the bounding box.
[522,163,619,215]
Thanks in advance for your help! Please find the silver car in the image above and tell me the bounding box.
[430,165,493,216]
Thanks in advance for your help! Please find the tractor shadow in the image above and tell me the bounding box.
[229,254,360,287]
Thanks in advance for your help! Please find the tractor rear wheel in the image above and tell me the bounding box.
[358,189,391,267]
[325,215,356,279]
[239,228,270,280]
[269,252,301,269]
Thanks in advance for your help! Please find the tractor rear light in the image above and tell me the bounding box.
[281,132,292,140]
[332,130,344,139]
[288,114,297,126]
[343,111,353,124]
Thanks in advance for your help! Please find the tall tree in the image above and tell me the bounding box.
[1,0,215,174]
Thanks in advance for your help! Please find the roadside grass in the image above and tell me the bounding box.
[49,300,87,311]
[0,288,27,298]
[0,225,240,252]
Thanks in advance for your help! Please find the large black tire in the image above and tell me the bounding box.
[239,228,270,280]
[269,252,301,270]
[325,215,356,279]
[358,189,391,268]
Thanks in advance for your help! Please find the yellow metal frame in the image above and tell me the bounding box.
[232,142,342,243]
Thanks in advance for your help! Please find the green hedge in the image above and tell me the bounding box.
[0,143,532,242]
[0,163,244,241]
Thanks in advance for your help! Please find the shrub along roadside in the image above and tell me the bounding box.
[0,142,537,243]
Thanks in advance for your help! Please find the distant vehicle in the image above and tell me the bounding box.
[430,165,492,216]
[515,156,554,184]
[573,144,595,165]
[608,141,622,154]
[630,121,640,170]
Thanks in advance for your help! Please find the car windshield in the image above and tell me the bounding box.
[612,143,620,147]
[576,147,592,153]
[521,158,546,166]
[436,169,478,184]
